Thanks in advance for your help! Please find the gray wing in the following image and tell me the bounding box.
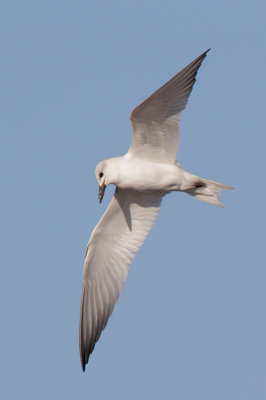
[80,188,164,371]
[129,49,210,163]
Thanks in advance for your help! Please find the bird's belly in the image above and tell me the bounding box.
[118,161,183,191]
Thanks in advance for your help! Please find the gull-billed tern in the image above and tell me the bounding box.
[79,49,233,371]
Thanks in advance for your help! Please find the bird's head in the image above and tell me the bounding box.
[95,158,121,203]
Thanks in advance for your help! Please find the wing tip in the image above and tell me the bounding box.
[194,48,211,68]
[202,48,211,58]
[80,345,87,372]
[80,347,89,372]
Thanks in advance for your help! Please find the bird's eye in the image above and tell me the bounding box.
[99,172,104,178]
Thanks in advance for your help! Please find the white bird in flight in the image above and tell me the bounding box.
[79,49,233,371]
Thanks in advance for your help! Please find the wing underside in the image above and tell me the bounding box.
[80,188,165,370]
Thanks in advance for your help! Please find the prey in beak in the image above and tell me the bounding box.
[98,183,106,204]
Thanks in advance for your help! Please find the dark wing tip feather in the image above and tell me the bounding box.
[79,277,114,372]
[79,286,90,372]
[80,332,91,372]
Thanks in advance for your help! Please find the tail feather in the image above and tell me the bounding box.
[188,177,234,207]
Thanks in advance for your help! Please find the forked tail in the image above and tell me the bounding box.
[187,177,234,208]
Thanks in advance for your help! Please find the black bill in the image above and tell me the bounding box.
[98,184,106,204]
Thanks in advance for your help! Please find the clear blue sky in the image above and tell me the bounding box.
[1,1,265,399]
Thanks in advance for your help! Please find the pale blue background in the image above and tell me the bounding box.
[1,1,265,399]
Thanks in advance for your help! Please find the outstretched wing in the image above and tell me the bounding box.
[129,49,210,163]
[80,188,164,371]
